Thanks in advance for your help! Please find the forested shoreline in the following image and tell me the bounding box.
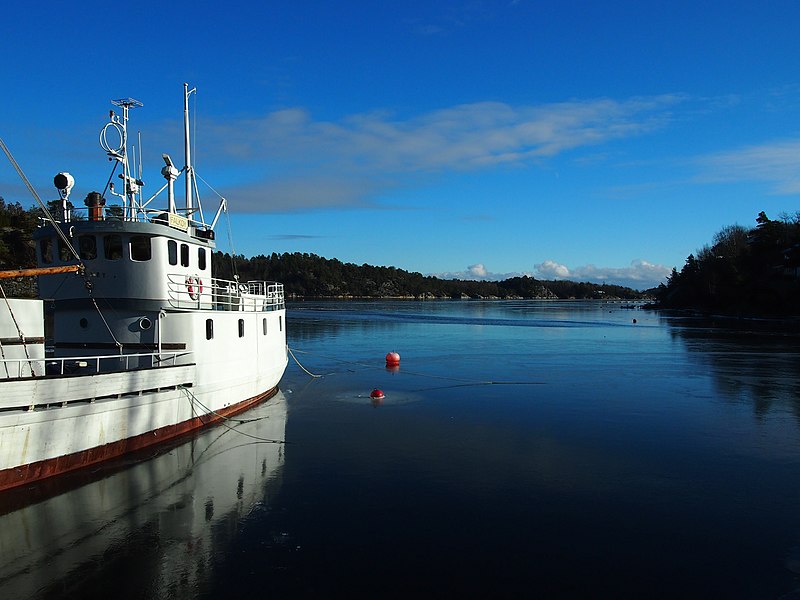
[7,196,800,312]
[212,251,647,300]
[653,211,800,315]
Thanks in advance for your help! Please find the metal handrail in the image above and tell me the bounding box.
[166,274,285,311]
[0,351,187,379]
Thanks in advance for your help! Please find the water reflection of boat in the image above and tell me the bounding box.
[0,391,287,599]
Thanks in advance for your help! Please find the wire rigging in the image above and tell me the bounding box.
[287,346,547,387]
[0,283,37,376]
[180,385,288,444]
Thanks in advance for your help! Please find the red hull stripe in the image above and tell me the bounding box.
[0,386,279,493]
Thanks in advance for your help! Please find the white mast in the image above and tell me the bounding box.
[183,83,196,215]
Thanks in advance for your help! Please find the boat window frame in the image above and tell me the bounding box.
[130,236,152,262]
[180,243,190,267]
[57,238,74,263]
[206,318,214,340]
[39,238,53,264]
[168,240,178,266]
[78,235,97,260]
[103,234,123,261]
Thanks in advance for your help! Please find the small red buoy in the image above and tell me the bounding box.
[370,388,385,400]
[385,351,400,366]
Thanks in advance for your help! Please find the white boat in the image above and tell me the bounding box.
[0,84,287,492]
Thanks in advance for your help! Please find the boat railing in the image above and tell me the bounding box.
[166,274,285,311]
[0,351,187,380]
[37,205,211,232]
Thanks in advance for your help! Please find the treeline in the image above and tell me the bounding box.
[0,199,40,297]
[0,198,38,269]
[212,251,647,300]
[654,211,800,315]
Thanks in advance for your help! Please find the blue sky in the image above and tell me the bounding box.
[2,1,800,289]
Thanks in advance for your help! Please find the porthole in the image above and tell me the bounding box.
[139,317,152,330]
[79,318,88,329]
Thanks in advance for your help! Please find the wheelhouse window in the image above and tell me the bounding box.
[130,236,152,262]
[238,319,245,338]
[198,247,207,271]
[78,235,97,260]
[180,243,189,267]
[168,240,178,266]
[104,234,123,260]
[40,238,53,264]
[58,239,75,262]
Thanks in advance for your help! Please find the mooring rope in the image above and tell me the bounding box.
[179,385,287,444]
[287,346,324,378]
[0,282,36,377]
[287,346,546,387]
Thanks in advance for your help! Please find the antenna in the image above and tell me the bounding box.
[107,98,143,219]
[183,84,196,214]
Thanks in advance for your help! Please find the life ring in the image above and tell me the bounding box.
[186,275,203,300]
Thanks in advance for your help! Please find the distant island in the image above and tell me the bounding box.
[212,251,648,300]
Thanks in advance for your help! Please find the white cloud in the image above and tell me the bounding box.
[434,258,669,289]
[535,260,571,279]
[695,139,800,194]
[433,264,532,281]
[535,259,671,290]
[184,94,686,213]
[468,263,488,278]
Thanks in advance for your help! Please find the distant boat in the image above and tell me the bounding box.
[0,84,287,492]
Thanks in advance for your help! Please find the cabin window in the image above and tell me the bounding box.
[279,316,283,331]
[58,239,74,262]
[262,318,267,335]
[198,247,206,271]
[130,236,152,261]
[206,319,214,340]
[180,243,189,267]
[40,238,53,264]
[168,240,178,266]
[104,235,122,260]
[238,318,245,338]
[78,235,97,260]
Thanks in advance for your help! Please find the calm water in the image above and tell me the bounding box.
[2,300,800,599]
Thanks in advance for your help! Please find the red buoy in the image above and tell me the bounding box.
[370,388,385,400]
[385,351,400,366]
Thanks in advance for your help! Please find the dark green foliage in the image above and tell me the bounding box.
[0,197,38,269]
[212,251,646,300]
[655,212,800,315]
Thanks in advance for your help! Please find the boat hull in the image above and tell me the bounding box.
[0,383,280,492]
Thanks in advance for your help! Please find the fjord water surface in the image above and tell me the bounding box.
[268,300,800,598]
[2,300,800,598]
